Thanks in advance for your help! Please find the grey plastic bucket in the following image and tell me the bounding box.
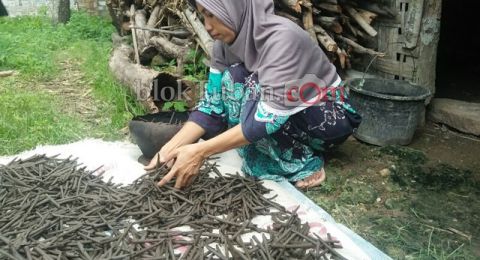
[347,78,431,146]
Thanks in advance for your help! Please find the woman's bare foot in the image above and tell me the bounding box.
[295,168,326,189]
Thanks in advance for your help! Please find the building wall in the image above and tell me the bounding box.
[3,0,50,16]
[3,0,105,17]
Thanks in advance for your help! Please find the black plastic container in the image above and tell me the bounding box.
[348,78,431,146]
[129,112,189,158]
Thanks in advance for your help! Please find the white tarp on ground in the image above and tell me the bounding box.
[0,139,391,260]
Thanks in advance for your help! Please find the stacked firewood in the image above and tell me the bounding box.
[106,0,397,112]
[277,0,397,69]
[107,0,396,70]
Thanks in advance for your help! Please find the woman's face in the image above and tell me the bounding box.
[196,3,236,44]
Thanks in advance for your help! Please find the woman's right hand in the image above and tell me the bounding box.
[144,121,207,171]
[144,141,177,170]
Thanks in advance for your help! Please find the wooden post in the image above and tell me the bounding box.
[404,0,425,49]
[130,5,140,64]
[414,0,441,95]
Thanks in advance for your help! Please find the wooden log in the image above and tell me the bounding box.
[145,5,161,40]
[150,36,187,60]
[109,44,160,113]
[170,37,191,46]
[336,47,348,69]
[278,0,301,14]
[131,26,191,38]
[146,0,157,6]
[302,0,318,44]
[336,35,385,56]
[180,8,214,58]
[130,5,140,64]
[357,8,378,25]
[343,18,369,40]
[315,15,334,24]
[314,25,337,52]
[344,6,378,37]
[315,16,343,34]
[135,10,149,51]
[315,3,342,14]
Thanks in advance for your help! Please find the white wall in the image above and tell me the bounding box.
[3,0,104,17]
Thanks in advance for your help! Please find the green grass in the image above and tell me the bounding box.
[0,12,145,155]
[0,78,87,154]
[66,40,145,131]
[0,12,114,79]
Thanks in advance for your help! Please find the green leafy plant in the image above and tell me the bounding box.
[162,100,188,112]
[184,49,208,80]
[153,58,176,70]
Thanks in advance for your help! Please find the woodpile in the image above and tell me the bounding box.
[106,0,397,112]
[274,0,396,69]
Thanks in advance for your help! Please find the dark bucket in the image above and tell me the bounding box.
[348,78,431,146]
[129,112,189,159]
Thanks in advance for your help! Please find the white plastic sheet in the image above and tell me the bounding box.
[0,139,391,260]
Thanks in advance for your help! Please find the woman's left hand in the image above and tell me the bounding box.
[157,124,250,189]
[157,143,206,189]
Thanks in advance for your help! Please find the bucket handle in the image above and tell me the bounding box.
[360,41,410,86]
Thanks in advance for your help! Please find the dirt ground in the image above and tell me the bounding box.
[304,122,480,259]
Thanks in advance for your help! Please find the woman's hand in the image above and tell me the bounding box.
[157,143,206,189]
[144,121,207,170]
[144,140,176,170]
[148,124,250,189]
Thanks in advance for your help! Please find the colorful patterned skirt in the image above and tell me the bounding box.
[189,64,361,182]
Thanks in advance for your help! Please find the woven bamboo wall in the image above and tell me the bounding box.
[371,0,442,95]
